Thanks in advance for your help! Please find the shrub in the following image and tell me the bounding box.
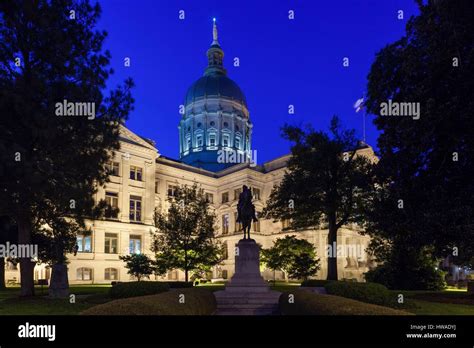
[279,291,412,315]
[82,289,216,315]
[109,281,169,299]
[163,281,194,288]
[324,281,393,307]
[300,279,335,287]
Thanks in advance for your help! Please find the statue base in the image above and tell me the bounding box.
[214,239,281,315]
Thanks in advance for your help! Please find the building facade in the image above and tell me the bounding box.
[4,22,374,285]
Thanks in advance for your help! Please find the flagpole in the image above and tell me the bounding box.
[363,111,366,143]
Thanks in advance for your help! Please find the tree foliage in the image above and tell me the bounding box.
[119,254,154,282]
[263,116,374,280]
[261,235,320,280]
[152,184,223,282]
[363,0,474,287]
[0,0,134,296]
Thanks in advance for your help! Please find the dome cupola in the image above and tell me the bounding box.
[179,20,253,172]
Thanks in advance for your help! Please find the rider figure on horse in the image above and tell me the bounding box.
[237,185,258,239]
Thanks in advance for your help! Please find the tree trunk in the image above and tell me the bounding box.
[185,269,188,282]
[327,214,338,281]
[17,216,35,297]
[48,263,69,298]
[0,258,5,289]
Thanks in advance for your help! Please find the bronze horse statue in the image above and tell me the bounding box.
[237,185,258,239]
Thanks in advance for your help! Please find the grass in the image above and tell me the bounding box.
[1,283,472,315]
[279,291,412,315]
[0,285,112,315]
[81,288,216,315]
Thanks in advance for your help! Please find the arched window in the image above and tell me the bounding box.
[76,267,93,281]
[105,268,118,281]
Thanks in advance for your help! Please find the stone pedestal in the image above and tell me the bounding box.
[214,239,281,315]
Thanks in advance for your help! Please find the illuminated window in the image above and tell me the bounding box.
[253,212,260,232]
[129,235,142,254]
[196,134,203,147]
[222,214,229,235]
[129,196,142,222]
[76,234,92,253]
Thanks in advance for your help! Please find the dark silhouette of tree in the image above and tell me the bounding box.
[263,116,374,280]
[363,0,474,287]
[0,0,134,296]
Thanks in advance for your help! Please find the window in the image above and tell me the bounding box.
[186,137,191,150]
[221,192,229,203]
[252,187,261,200]
[76,267,92,281]
[197,122,202,128]
[167,185,178,197]
[234,212,242,232]
[222,270,228,279]
[104,233,118,254]
[105,268,118,281]
[253,213,260,232]
[129,196,142,222]
[129,235,142,254]
[210,121,215,127]
[168,270,178,280]
[234,188,242,201]
[105,191,119,218]
[129,166,143,181]
[222,214,229,235]
[77,234,92,253]
[106,161,120,176]
[155,180,159,194]
[222,134,229,147]
[205,193,214,204]
[223,241,228,259]
[235,137,240,149]
[223,122,229,128]
[196,134,203,147]
[209,134,216,146]
[105,192,118,208]
[282,219,291,229]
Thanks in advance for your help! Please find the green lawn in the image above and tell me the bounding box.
[0,285,112,315]
[389,289,474,315]
[1,283,472,315]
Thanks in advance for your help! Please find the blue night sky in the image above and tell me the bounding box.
[97,0,419,164]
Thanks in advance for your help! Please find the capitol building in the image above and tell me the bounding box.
[6,22,374,285]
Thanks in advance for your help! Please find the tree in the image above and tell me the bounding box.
[0,1,134,296]
[363,0,474,287]
[0,216,18,289]
[119,254,154,282]
[152,184,223,282]
[261,235,320,281]
[263,116,374,280]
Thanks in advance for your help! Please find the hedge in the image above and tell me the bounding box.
[163,281,194,289]
[82,289,217,315]
[279,291,412,315]
[300,279,335,287]
[109,281,170,299]
[324,281,395,307]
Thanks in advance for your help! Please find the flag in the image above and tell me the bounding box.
[353,97,364,113]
